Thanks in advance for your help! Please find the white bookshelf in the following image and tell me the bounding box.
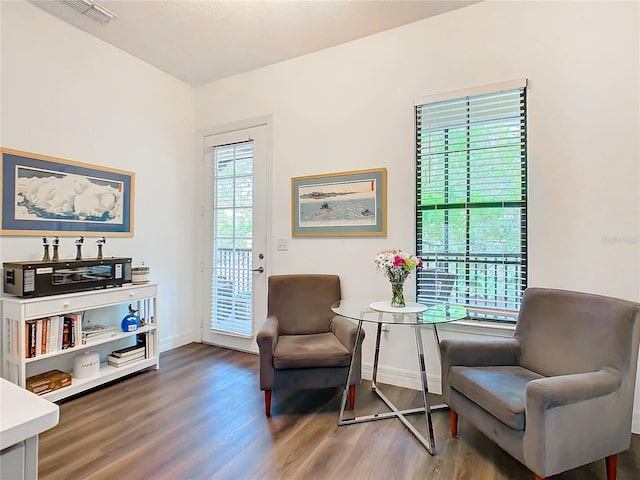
[1,283,159,402]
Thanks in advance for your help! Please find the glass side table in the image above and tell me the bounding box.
[331,299,466,454]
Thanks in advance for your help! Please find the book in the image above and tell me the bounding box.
[35,319,43,356]
[134,333,149,358]
[62,317,72,349]
[50,316,59,353]
[63,315,80,348]
[148,331,155,358]
[107,351,145,367]
[24,322,29,358]
[42,317,49,355]
[26,320,37,358]
[58,315,65,351]
[73,314,82,348]
[111,345,145,358]
[44,317,51,354]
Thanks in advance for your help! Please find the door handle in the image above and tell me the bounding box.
[252,267,264,273]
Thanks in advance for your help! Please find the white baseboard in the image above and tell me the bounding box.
[633,410,640,435]
[159,331,197,353]
[361,362,442,395]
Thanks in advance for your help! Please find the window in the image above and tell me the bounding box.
[210,141,254,336]
[415,80,527,322]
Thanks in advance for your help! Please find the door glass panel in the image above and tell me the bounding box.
[211,142,254,336]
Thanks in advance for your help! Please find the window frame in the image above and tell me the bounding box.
[414,79,528,323]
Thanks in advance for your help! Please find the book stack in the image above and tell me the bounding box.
[82,324,118,344]
[26,369,72,396]
[107,345,145,367]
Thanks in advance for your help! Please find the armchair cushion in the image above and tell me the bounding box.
[449,365,544,430]
[273,333,351,369]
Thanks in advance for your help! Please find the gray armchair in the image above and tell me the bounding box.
[440,287,640,480]
[256,274,364,416]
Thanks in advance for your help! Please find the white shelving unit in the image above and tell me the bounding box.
[1,283,159,402]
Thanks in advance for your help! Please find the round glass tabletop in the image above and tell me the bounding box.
[331,298,467,325]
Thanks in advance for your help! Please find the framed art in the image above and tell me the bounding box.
[291,167,386,237]
[1,148,135,236]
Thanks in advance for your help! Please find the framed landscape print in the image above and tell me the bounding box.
[292,167,387,237]
[1,148,134,236]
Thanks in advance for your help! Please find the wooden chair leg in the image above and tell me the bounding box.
[450,409,458,437]
[532,454,616,480]
[605,454,617,480]
[349,385,356,410]
[264,390,271,417]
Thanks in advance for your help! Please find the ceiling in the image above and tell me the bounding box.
[30,0,480,87]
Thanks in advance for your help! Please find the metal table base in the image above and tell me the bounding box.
[338,320,446,454]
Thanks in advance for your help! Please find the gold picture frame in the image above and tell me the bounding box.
[291,167,387,237]
[1,148,134,236]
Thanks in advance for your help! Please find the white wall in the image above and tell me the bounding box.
[195,0,640,430]
[0,1,200,350]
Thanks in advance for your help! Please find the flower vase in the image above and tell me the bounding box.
[390,281,406,308]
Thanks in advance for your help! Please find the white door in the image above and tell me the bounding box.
[201,125,267,353]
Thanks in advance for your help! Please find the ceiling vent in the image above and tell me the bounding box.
[58,0,117,24]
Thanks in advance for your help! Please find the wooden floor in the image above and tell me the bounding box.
[39,343,640,480]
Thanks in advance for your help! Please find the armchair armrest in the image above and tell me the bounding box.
[526,367,621,409]
[256,316,279,353]
[523,368,624,477]
[256,316,279,390]
[330,315,364,353]
[440,337,521,368]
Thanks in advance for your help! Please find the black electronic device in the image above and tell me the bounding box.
[3,257,132,297]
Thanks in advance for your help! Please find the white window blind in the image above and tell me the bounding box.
[211,141,254,336]
[415,84,527,322]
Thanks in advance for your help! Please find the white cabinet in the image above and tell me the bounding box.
[0,378,59,480]
[1,283,159,402]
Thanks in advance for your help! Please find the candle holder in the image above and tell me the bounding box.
[52,237,60,261]
[96,237,106,259]
[41,237,50,262]
[75,236,84,260]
